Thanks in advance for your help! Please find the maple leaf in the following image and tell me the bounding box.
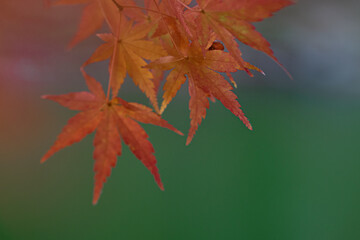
[98,0,146,33]
[186,0,293,70]
[83,15,167,112]
[147,36,253,144]
[53,0,145,48]
[53,0,104,49]
[126,0,168,37]
[148,0,193,40]
[41,70,182,204]
[162,0,193,38]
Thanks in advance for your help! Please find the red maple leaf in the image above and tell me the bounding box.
[41,70,182,204]
[186,0,293,71]
[147,33,257,144]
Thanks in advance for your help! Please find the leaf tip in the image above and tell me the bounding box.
[40,153,50,163]
[153,104,161,115]
[177,130,184,136]
[154,173,164,191]
[92,191,101,206]
[171,127,183,136]
[185,137,192,146]
[159,101,169,115]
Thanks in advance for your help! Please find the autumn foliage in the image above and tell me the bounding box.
[42,0,293,204]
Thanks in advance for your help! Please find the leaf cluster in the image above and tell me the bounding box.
[42,0,293,204]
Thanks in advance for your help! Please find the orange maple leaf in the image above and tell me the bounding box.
[162,0,193,38]
[83,15,167,112]
[41,70,182,204]
[147,35,254,145]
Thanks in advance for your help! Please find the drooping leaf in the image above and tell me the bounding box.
[41,71,182,204]
[187,78,209,145]
[148,36,253,144]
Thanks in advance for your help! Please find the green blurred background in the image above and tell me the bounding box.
[1,1,360,239]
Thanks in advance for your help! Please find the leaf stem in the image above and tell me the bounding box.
[106,11,122,101]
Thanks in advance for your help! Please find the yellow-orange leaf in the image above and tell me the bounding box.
[83,17,167,112]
